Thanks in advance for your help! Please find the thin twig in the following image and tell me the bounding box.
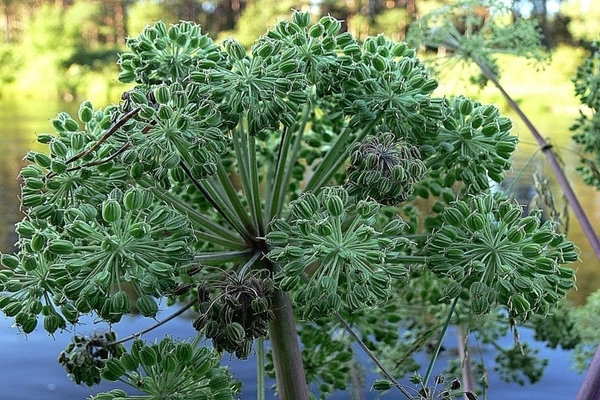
[106,299,196,346]
[334,311,414,399]
[66,106,141,165]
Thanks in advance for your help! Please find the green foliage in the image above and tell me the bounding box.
[561,0,600,44]
[494,342,548,385]
[570,42,600,189]
[406,0,549,85]
[572,290,600,372]
[0,10,579,399]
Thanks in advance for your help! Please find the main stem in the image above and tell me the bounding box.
[457,325,475,399]
[268,287,309,400]
[473,57,600,400]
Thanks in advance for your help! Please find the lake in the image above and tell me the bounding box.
[0,98,594,398]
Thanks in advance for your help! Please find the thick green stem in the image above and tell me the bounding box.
[268,288,309,400]
[456,325,475,397]
[257,337,266,400]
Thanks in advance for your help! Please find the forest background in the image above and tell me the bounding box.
[0,0,598,104]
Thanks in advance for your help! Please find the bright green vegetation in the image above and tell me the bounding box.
[4,1,600,399]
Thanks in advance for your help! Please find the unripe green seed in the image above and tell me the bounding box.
[265,231,289,247]
[1,254,19,270]
[33,153,51,169]
[102,358,126,381]
[120,353,139,371]
[511,294,531,316]
[226,322,246,343]
[371,54,387,72]
[175,342,194,363]
[20,315,38,333]
[209,374,231,392]
[472,296,490,315]
[43,313,63,334]
[102,200,122,223]
[154,85,171,104]
[522,243,542,258]
[443,207,464,227]
[308,23,325,38]
[50,140,69,158]
[372,379,394,391]
[148,261,173,278]
[112,291,131,314]
[78,101,94,123]
[506,226,526,243]
[292,10,311,28]
[136,295,159,318]
[3,301,23,317]
[470,282,488,298]
[139,346,158,368]
[64,118,79,132]
[226,39,247,61]
[48,239,74,255]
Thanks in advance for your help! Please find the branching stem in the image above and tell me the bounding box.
[423,296,459,389]
[334,311,413,399]
[106,300,196,347]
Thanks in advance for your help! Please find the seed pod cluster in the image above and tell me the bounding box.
[119,20,221,85]
[426,193,577,321]
[347,130,428,205]
[93,337,237,399]
[193,271,274,359]
[58,331,125,387]
[266,186,412,320]
[118,84,229,182]
[428,96,516,194]
[1,186,194,329]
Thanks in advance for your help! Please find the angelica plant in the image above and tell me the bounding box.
[0,10,578,400]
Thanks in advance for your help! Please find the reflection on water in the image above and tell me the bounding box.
[0,100,79,254]
[0,306,584,400]
[0,99,592,399]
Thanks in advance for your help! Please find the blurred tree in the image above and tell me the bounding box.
[223,0,305,47]
[513,0,572,47]
[561,0,600,45]
[127,0,178,36]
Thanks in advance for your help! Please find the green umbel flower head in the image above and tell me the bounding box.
[93,337,238,400]
[266,186,412,320]
[426,193,577,321]
[0,186,194,329]
[425,96,516,194]
[119,20,223,85]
